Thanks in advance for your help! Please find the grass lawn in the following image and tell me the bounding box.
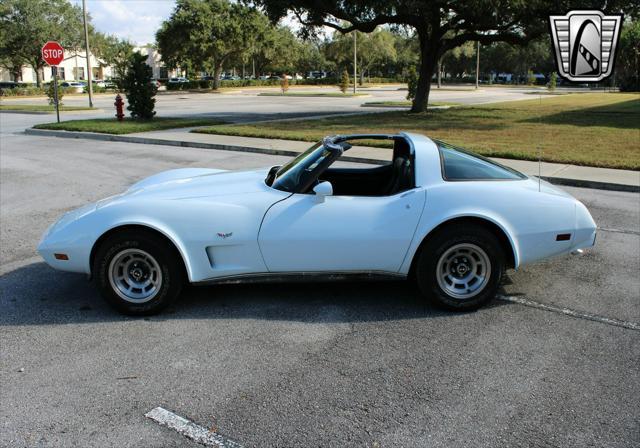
[194,93,640,170]
[0,104,96,112]
[258,92,369,97]
[34,117,226,135]
[361,101,460,108]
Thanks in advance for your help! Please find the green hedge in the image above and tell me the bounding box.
[0,85,92,96]
[163,77,403,91]
[1,86,46,96]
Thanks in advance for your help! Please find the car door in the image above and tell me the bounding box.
[258,188,426,273]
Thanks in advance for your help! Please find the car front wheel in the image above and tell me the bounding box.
[94,230,184,315]
[416,225,504,310]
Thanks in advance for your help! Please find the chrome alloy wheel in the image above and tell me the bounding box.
[108,248,163,303]
[436,243,492,300]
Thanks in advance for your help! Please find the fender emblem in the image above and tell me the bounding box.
[217,232,233,239]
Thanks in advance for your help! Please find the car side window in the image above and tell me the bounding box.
[438,141,526,181]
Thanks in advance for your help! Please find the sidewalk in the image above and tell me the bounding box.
[25,127,640,192]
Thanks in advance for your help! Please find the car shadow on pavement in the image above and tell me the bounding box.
[0,262,510,326]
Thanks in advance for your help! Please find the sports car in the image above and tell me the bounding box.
[38,133,597,315]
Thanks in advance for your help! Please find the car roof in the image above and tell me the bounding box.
[326,133,441,187]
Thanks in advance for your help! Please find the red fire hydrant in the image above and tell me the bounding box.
[114,94,125,121]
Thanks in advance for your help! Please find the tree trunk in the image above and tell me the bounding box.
[410,32,438,113]
[35,65,43,87]
[437,60,442,88]
[212,63,223,89]
[12,66,22,82]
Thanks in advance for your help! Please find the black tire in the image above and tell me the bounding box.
[415,225,504,311]
[93,230,185,315]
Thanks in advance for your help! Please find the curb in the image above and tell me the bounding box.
[24,128,639,193]
[25,128,386,166]
[1,109,101,115]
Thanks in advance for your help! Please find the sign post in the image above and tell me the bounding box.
[41,41,65,123]
[51,66,60,123]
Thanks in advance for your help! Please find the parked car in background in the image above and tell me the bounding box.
[92,79,106,88]
[103,79,117,90]
[307,71,328,79]
[60,82,85,93]
[0,81,19,91]
[150,79,161,89]
[167,77,188,84]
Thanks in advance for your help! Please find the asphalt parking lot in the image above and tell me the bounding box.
[1,129,639,447]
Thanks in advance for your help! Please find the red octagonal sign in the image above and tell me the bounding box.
[42,41,64,66]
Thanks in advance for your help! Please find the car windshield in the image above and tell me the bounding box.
[270,142,336,193]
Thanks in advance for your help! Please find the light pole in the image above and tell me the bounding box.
[82,0,94,107]
[353,31,357,94]
[475,41,480,89]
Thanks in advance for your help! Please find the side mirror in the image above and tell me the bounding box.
[312,181,333,203]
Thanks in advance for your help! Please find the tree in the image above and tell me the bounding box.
[122,53,157,120]
[339,69,349,93]
[0,0,84,86]
[92,33,134,89]
[156,0,270,89]
[253,0,635,112]
[326,28,397,84]
[617,19,639,92]
[251,26,300,76]
[281,74,289,93]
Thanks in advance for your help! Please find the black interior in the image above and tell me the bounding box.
[320,137,415,197]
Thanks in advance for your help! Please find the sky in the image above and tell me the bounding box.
[71,0,178,46]
[70,0,308,46]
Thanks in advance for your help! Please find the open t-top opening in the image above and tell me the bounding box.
[266,134,415,197]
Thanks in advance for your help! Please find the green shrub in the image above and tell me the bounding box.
[548,72,557,91]
[47,82,64,106]
[122,53,157,119]
[166,82,184,91]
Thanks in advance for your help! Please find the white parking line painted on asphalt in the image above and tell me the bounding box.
[598,227,640,236]
[499,295,640,331]
[145,407,243,447]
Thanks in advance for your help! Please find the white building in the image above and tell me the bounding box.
[0,49,113,83]
[0,45,178,84]
[134,45,179,80]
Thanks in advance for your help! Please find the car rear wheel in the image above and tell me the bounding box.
[94,230,184,315]
[415,225,504,311]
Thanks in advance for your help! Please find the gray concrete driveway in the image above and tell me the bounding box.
[1,85,554,123]
[1,129,639,447]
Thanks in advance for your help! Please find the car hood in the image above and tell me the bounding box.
[98,167,273,206]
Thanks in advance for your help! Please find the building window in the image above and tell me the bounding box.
[159,67,168,79]
[53,67,66,80]
[73,67,85,80]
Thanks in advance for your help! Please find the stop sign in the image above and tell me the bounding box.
[42,41,64,66]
